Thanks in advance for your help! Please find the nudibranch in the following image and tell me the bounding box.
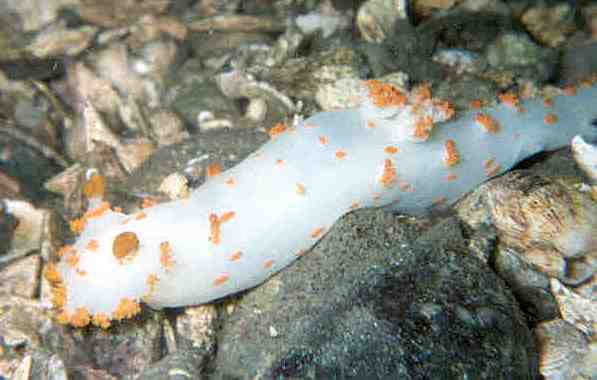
[46,78,597,328]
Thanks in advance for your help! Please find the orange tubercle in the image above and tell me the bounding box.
[92,313,112,329]
[384,146,399,154]
[82,173,106,199]
[310,227,325,238]
[365,80,407,107]
[379,159,396,188]
[335,149,347,160]
[474,113,499,134]
[112,298,141,321]
[160,241,175,270]
[543,113,558,125]
[112,231,139,263]
[295,183,306,195]
[414,116,434,141]
[70,307,91,328]
[268,122,288,138]
[213,273,229,286]
[206,162,222,177]
[443,139,460,167]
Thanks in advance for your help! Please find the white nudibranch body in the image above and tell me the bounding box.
[46,79,597,328]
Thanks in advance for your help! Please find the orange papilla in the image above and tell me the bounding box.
[206,162,222,177]
[82,173,106,199]
[414,116,434,140]
[384,146,399,154]
[208,211,235,245]
[469,99,482,109]
[70,307,91,328]
[443,139,460,167]
[413,83,432,103]
[160,241,175,269]
[263,259,274,269]
[268,122,288,138]
[44,263,63,284]
[498,92,520,109]
[229,250,242,261]
[92,313,111,329]
[142,197,158,209]
[295,183,306,195]
[112,298,141,321]
[112,231,139,261]
[335,149,347,159]
[213,273,229,286]
[364,80,406,107]
[86,239,99,252]
[379,159,396,188]
[474,113,499,134]
[543,113,558,125]
[310,227,325,238]
[434,100,455,120]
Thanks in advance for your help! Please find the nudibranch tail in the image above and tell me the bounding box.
[48,78,597,328]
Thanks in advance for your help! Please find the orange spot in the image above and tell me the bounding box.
[562,84,576,96]
[295,183,306,195]
[92,313,111,329]
[268,122,288,138]
[379,159,396,188]
[446,173,457,181]
[160,241,175,270]
[304,123,318,128]
[82,173,105,199]
[310,227,325,238]
[44,263,62,284]
[69,218,85,234]
[145,273,159,297]
[112,298,141,321]
[112,232,139,262]
[364,80,407,107]
[142,197,158,209]
[498,92,520,109]
[225,177,235,186]
[543,113,558,125]
[86,239,99,252]
[318,136,328,145]
[335,149,347,159]
[483,158,502,177]
[208,211,235,245]
[206,162,222,177]
[263,259,274,269]
[220,211,235,222]
[65,251,80,268]
[367,120,376,129]
[213,273,229,286]
[134,211,146,220]
[349,202,360,210]
[229,250,242,261]
[121,217,131,225]
[70,307,91,328]
[84,201,111,220]
[543,98,554,108]
[275,159,284,166]
[443,139,459,167]
[384,146,399,154]
[469,99,482,109]
[474,113,499,134]
[414,116,434,140]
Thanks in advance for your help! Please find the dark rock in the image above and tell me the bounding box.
[211,210,538,379]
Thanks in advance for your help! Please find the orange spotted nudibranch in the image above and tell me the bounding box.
[47,79,597,328]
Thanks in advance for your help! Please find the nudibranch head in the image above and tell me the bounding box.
[360,80,455,143]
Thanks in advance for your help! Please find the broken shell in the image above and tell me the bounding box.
[571,134,597,184]
[535,318,589,380]
[483,172,597,259]
[550,278,596,336]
